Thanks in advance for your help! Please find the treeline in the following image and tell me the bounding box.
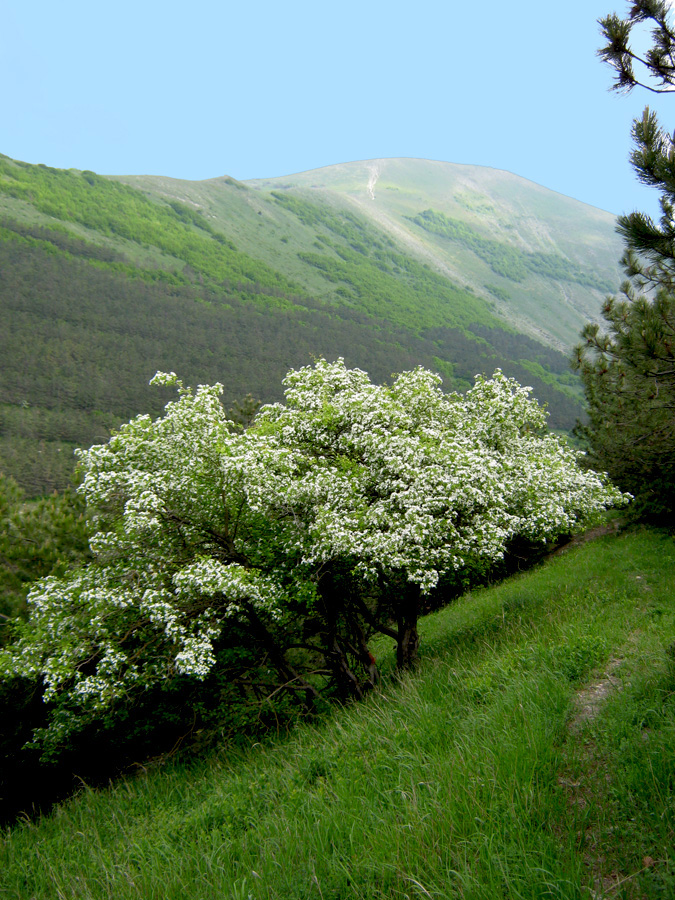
[0,217,126,263]
[424,326,583,426]
[410,208,613,291]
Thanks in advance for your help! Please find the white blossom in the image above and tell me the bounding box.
[2,361,629,733]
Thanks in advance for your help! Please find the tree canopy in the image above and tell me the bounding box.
[0,361,626,754]
[575,0,675,518]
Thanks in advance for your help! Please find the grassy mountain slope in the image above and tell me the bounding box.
[246,158,624,349]
[2,527,674,899]
[1,154,610,495]
[112,168,499,334]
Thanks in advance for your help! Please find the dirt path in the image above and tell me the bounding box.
[567,656,624,735]
[550,518,625,559]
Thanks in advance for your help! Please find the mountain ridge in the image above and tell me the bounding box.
[243,157,622,349]
[248,156,617,215]
[110,156,623,349]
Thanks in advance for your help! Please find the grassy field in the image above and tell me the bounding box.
[1,526,674,899]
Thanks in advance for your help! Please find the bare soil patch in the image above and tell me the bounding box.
[550,518,624,558]
[567,656,624,735]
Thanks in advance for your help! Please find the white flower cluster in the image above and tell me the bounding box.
[1,361,628,718]
[236,360,626,593]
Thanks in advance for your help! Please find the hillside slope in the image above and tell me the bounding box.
[1,154,617,494]
[245,158,623,349]
[2,528,674,898]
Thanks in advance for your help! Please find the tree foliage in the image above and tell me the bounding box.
[0,361,625,754]
[598,0,675,94]
[0,475,90,644]
[575,1,675,518]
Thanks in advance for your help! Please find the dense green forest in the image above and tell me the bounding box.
[0,156,583,496]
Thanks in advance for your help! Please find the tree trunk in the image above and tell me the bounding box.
[396,582,420,670]
[241,600,320,708]
[317,565,378,699]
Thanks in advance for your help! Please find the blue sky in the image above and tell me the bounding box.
[2,0,672,217]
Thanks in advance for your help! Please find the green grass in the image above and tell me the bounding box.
[2,527,674,899]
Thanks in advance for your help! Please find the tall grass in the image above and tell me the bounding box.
[2,527,674,899]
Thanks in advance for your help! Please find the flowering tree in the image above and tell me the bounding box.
[240,362,626,678]
[0,361,627,747]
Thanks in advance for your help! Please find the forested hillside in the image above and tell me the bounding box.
[1,154,604,495]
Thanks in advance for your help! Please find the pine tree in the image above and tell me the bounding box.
[575,0,675,518]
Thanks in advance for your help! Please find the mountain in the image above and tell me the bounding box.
[120,158,622,350]
[0,154,623,496]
